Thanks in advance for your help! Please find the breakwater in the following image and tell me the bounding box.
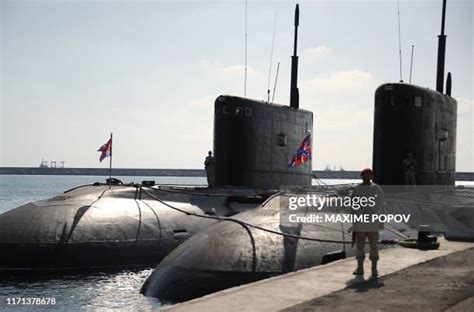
[1,167,473,181]
[0,167,203,177]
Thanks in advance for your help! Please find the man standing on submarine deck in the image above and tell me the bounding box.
[351,168,386,279]
[204,151,216,188]
[401,152,418,185]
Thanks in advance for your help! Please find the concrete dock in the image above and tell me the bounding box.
[162,239,473,311]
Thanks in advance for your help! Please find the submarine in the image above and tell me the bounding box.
[140,187,473,302]
[0,4,311,272]
[141,0,473,303]
[373,0,457,186]
[140,3,402,302]
[140,191,408,302]
[0,183,274,272]
[372,0,473,240]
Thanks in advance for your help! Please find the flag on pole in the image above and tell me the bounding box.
[288,133,311,168]
[98,138,112,162]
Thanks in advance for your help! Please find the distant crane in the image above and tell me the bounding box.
[39,159,48,168]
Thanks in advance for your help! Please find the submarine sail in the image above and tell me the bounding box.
[372,0,457,185]
[214,96,312,188]
[214,4,313,188]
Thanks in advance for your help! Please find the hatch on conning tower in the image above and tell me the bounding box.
[373,0,457,185]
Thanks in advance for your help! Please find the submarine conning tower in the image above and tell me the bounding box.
[213,4,313,188]
[373,83,457,185]
[373,0,457,185]
[213,96,313,188]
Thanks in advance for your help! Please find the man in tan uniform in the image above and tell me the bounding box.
[352,168,385,278]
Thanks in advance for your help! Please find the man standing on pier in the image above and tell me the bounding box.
[204,151,216,188]
[351,168,386,279]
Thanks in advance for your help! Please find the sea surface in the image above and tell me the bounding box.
[0,175,472,311]
[0,175,206,311]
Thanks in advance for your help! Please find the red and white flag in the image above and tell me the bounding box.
[98,138,112,162]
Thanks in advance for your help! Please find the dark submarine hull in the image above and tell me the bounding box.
[0,183,270,272]
[141,192,405,303]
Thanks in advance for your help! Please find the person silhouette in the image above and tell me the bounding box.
[204,151,216,187]
[401,152,417,185]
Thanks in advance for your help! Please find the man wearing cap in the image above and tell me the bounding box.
[351,168,386,278]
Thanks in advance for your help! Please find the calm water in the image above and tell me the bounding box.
[0,175,208,215]
[0,175,472,311]
[0,175,207,311]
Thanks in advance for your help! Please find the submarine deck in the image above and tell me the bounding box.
[161,238,473,311]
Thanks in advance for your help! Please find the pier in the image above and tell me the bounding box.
[163,238,473,311]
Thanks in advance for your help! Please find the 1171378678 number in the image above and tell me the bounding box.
[6,297,56,305]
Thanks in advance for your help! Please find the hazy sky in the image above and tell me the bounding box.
[1,0,472,171]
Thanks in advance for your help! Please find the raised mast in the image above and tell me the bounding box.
[436,0,447,93]
[289,4,300,109]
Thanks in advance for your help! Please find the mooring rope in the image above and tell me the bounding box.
[138,185,402,245]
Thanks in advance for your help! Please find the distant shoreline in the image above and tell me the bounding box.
[1,167,473,181]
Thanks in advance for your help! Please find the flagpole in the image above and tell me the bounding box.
[109,132,113,187]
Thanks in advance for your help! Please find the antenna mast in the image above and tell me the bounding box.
[272,62,280,103]
[409,45,414,83]
[289,4,299,109]
[397,0,403,82]
[436,0,448,93]
[244,0,248,97]
[267,13,277,102]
